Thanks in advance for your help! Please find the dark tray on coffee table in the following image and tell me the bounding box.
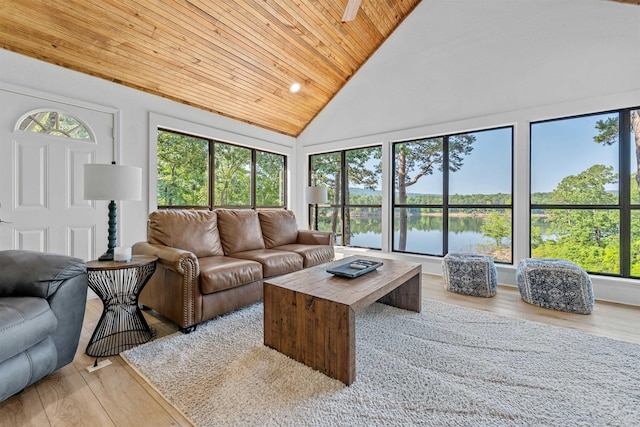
[326,259,383,278]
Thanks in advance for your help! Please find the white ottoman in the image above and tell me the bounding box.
[516,258,594,314]
[442,253,498,297]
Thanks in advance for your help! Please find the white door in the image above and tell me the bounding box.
[0,89,114,261]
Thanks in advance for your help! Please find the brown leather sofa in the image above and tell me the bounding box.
[132,209,334,332]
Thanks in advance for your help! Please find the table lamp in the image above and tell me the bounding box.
[306,185,327,231]
[84,162,142,261]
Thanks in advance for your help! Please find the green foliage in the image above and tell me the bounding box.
[394,138,444,196]
[394,135,475,252]
[157,130,286,208]
[256,151,285,206]
[346,147,382,204]
[311,151,342,203]
[532,165,620,274]
[393,134,475,199]
[20,111,91,140]
[481,212,511,248]
[311,147,383,243]
[157,130,208,206]
[550,164,617,205]
[593,117,619,146]
[214,144,251,206]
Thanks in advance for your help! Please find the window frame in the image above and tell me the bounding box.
[157,128,287,210]
[308,145,383,250]
[392,126,514,263]
[529,107,639,278]
[17,110,94,141]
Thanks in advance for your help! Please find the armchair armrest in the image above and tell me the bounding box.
[132,242,200,277]
[297,230,336,246]
[0,250,86,298]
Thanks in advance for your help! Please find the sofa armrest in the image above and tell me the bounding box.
[296,230,335,246]
[132,242,200,277]
[0,250,86,298]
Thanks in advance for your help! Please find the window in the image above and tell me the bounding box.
[309,146,382,248]
[256,151,286,207]
[393,127,513,262]
[530,108,640,277]
[157,130,209,207]
[214,144,251,207]
[157,129,286,209]
[18,111,93,141]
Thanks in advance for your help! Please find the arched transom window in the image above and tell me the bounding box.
[18,111,94,141]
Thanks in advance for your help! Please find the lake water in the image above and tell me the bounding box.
[346,216,504,255]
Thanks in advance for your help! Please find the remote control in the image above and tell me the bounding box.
[349,263,368,270]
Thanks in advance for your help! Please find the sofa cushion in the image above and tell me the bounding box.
[199,256,263,295]
[216,209,265,255]
[0,297,57,363]
[272,244,334,268]
[230,249,303,278]
[258,210,299,248]
[148,210,224,257]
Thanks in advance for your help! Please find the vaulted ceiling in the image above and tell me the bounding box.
[0,0,421,136]
[1,1,638,137]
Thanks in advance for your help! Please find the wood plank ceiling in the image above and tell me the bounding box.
[0,0,421,136]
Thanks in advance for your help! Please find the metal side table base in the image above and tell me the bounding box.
[86,256,158,357]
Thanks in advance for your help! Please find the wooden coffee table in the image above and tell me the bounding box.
[263,256,422,385]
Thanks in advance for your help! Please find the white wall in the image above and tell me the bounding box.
[299,0,640,145]
[0,49,296,248]
[296,0,640,305]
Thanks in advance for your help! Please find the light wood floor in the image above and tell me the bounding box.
[1,274,638,426]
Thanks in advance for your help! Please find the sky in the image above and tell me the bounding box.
[408,126,513,196]
[408,112,625,196]
[530,113,619,193]
[352,111,632,197]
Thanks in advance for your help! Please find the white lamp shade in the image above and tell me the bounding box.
[84,163,142,201]
[306,186,328,204]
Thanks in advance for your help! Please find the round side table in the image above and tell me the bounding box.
[85,255,158,357]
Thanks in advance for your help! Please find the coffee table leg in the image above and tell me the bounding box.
[377,271,422,312]
[264,283,356,385]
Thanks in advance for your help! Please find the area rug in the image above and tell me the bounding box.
[121,300,640,426]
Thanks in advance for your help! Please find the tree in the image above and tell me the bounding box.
[481,211,510,248]
[344,147,382,243]
[256,151,284,206]
[310,152,342,236]
[532,164,619,272]
[547,164,618,246]
[310,148,381,244]
[395,135,475,250]
[594,110,640,198]
[157,131,208,206]
[214,144,251,206]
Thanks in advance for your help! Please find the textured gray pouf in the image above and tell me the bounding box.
[516,258,594,314]
[442,253,498,297]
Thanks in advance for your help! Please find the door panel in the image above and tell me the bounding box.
[0,89,114,260]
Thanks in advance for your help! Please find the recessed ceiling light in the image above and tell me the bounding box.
[289,82,301,93]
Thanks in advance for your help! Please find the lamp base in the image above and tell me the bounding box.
[98,251,114,261]
[99,200,117,262]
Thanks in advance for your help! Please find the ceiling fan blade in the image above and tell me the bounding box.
[342,0,363,22]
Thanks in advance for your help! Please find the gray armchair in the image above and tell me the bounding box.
[0,250,88,402]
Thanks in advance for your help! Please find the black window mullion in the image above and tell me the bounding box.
[620,110,632,277]
[391,143,397,251]
[250,149,256,209]
[341,150,347,244]
[209,140,214,209]
[308,155,313,229]
[443,136,450,255]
